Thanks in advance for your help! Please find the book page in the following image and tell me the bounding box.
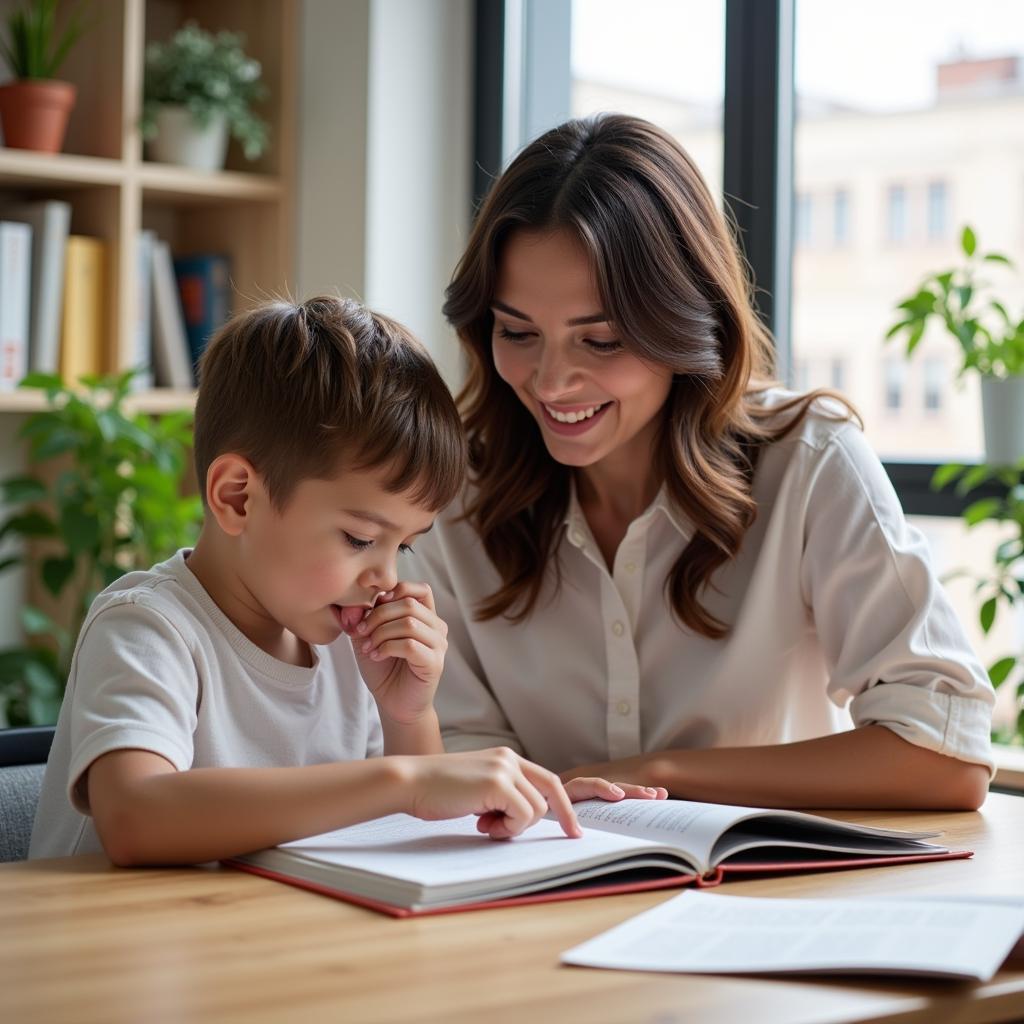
[562,891,1024,980]
[573,800,778,873]
[572,799,943,873]
[274,813,667,887]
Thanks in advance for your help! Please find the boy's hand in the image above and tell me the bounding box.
[401,747,582,839]
[351,582,447,725]
[564,777,669,803]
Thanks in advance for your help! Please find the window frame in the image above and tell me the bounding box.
[472,0,981,517]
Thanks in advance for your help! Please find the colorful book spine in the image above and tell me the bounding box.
[1,200,71,375]
[0,220,33,390]
[59,235,107,385]
[173,254,231,372]
[150,239,193,389]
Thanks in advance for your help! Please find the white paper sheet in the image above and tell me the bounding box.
[562,891,1024,980]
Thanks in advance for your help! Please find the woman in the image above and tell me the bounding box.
[414,113,993,809]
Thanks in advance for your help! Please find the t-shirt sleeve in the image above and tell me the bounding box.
[799,424,995,774]
[412,531,525,756]
[67,595,200,813]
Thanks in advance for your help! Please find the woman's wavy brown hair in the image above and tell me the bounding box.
[444,114,854,637]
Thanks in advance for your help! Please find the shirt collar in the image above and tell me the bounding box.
[562,478,691,546]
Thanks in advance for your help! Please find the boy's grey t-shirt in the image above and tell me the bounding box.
[29,549,383,859]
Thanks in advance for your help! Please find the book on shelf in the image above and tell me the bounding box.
[226,798,970,918]
[130,230,156,391]
[0,220,32,390]
[561,890,1024,982]
[1,200,71,375]
[150,238,193,389]
[174,253,231,372]
[59,236,107,385]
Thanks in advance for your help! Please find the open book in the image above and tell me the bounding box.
[226,798,969,917]
[562,891,1024,981]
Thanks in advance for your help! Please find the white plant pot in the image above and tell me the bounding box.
[981,376,1024,467]
[150,105,229,172]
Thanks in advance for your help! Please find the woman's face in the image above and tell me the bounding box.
[490,228,673,471]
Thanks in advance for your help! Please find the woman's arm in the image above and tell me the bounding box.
[562,725,989,810]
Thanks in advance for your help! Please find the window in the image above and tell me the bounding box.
[923,357,944,412]
[886,185,908,243]
[571,0,724,194]
[927,181,948,241]
[884,360,905,411]
[795,192,813,246]
[833,188,849,245]
[830,357,846,391]
[793,0,1023,464]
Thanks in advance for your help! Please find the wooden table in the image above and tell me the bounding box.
[3,793,1024,1024]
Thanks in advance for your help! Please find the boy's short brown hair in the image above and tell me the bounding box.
[194,296,465,511]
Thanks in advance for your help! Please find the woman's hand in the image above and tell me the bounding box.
[352,581,447,726]
[564,777,668,802]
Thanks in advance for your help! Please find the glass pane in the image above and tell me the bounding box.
[570,0,725,195]
[794,0,1024,461]
[912,516,1023,739]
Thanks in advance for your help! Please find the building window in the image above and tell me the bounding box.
[927,181,948,241]
[795,192,813,246]
[886,184,907,243]
[923,357,944,412]
[884,360,905,411]
[833,189,849,246]
[830,357,845,391]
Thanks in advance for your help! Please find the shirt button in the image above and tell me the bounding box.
[624,561,637,574]
[570,529,585,546]
[616,700,631,716]
[611,620,625,637]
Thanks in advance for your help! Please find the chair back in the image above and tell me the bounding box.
[0,726,55,862]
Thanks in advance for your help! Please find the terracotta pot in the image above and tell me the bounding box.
[0,79,77,153]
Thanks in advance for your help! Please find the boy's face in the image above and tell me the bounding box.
[238,464,435,646]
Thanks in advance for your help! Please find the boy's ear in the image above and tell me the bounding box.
[205,454,262,536]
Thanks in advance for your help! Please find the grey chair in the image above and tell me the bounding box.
[0,726,55,862]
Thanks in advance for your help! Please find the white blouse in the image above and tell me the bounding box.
[412,395,995,777]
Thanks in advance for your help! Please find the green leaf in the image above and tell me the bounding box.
[0,474,47,504]
[58,505,101,556]
[18,371,63,392]
[41,555,76,597]
[906,321,925,356]
[989,656,1017,689]
[31,427,80,460]
[0,510,57,542]
[984,252,1013,266]
[885,320,912,341]
[961,225,977,257]
[979,596,997,634]
[955,464,993,495]
[930,463,964,490]
[20,605,59,637]
[963,497,1002,527]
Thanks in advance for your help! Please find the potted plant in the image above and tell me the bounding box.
[0,372,203,726]
[0,0,90,153]
[141,22,269,172]
[887,226,1024,466]
[927,461,1024,746]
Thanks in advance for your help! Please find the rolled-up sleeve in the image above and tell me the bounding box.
[799,425,995,775]
[413,531,525,755]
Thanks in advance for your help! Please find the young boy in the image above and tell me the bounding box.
[30,297,655,864]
